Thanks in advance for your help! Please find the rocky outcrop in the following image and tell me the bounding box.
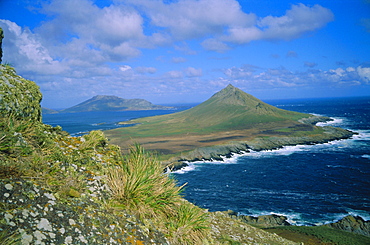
[240,214,291,227]
[0,65,42,122]
[224,211,291,228]
[323,215,370,237]
[209,211,298,244]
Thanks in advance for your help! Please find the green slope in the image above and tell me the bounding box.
[110,84,310,138]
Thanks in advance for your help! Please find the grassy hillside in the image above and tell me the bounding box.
[105,84,323,158]
[112,84,309,136]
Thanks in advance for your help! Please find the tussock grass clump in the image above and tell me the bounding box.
[107,144,210,244]
[107,144,183,216]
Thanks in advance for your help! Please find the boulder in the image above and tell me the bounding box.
[240,214,291,227]
[0,65,42,122]
[323,215,370,237]
[223,211,291,227]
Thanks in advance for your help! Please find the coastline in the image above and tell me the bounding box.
[167,125,356,171]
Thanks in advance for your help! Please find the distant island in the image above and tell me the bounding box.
[42,95,174,114]
[105,84,354,168]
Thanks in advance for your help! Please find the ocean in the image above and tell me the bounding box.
[43,97,370,226]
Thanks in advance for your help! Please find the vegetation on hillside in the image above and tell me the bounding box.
[264,226,370,245]
[111,84,310,138]
[0,113,210,244]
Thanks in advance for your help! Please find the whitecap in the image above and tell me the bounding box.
[172,162,197,174]
[362,154,370,159]
[316,117,344,126]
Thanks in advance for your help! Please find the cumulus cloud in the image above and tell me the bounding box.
[0,20,66,75]
[257,4,334,40]
[37,0,145,63]
[172,57,187,63]
[135,66,157,74]
[222,64,370,89]
[221,3,333,44]
[201,39,230,52]
[166,70,184,79]
[357,66,370,83]
[1,0,335,79]
[130,0,254,40]
[185,67,203,77]
[119,65,132,72]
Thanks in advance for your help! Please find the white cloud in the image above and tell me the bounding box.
[222,3,333,44]
[357,66,370,82]
[131,0,254,40]
[172,57,187,63]
[222,64,370,89]
[36,0,145,64]
[185,67,202,77]
[119,65,132,72]
[135,66,157,74]
[0,19,66,75]
[258,4,334,40]
[201,39,230,52]
[166,70,184,78]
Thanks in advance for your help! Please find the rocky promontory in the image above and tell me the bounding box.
[167,125,355,170]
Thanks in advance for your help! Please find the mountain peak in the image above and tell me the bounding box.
[209,84,260,107]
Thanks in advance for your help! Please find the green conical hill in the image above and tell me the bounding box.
[176,84,308,127]
[109,85,309,138]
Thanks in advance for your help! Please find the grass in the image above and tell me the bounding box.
[264,226,370,245]
[107,144,183,215]
[106,144,210,244]
[0,112,211,243]
[0,228,21,245]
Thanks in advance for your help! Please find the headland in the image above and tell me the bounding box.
[105,84,355,169]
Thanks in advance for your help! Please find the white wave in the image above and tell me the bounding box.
[173,128,369,173]
[316,117,344,126]
[172,162,197,174]
[173,153,246,173]
[362,154,370,159]
[352,130,370,140]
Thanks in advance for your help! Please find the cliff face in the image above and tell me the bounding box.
[0,65,42,122]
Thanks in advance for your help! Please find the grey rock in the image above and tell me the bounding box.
[323,215,370,237]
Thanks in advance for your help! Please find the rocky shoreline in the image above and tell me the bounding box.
[223,210,370,237]
[168,124,356,171]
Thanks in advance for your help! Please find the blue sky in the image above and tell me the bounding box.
[1,0,369,108]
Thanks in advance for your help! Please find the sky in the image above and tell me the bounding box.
[0,0,369,109]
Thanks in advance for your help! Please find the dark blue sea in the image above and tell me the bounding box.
[43,97,370,226]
